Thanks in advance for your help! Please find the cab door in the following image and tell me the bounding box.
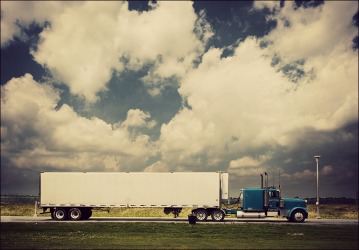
[268,190,280,210]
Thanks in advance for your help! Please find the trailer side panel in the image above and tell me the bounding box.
[40,172,227,208]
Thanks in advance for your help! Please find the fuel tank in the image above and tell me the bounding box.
[237,211,266,218]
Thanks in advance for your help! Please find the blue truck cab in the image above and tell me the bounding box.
[225,173,308,223]
[239,187,307,222]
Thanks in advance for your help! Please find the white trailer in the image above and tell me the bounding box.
[39,172,229,221]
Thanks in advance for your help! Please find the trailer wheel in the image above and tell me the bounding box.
[194,209,208,221]
[68,208,82,221]
[53,208,67,221]
[211,209,225,222]
[290,210,305,223]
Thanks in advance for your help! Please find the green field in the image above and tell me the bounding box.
[1,222,358,249]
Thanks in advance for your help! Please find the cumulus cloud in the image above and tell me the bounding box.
[253,1,281,12]
[257,1,357,62]
[30,2,128,102]
[262,1,359,135]
[159,37,288,169]
[1,74,156,172]
[144,161,171,173]
[122,109,156,129]
[229,155,270,169]
[154,2,358,190]
[228,156,270,177]
[1,1,213,102]
[283,165,338,182]
[0,2,81,47]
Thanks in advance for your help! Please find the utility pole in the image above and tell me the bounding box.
[314,155,321,219]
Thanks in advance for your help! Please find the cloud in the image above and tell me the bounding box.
[2,1,212,102]
[321,165,334,176]
[0,2,78,47]
[143,161,170,173]
[122,109,156,129]
[157,1,358,176]
[253,1,281,12]
[258,1,358,62]
[159,37,289,169]
[282,165,340,182]
[229,155,268,168]
[228,156,270,177]
[261,2,359,135]
[1,74,156,172]
[30,2,128,102]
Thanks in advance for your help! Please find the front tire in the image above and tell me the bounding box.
[211,209,225,222]
[194,209,208,221]
[68,208,82,221]
[290,210,305,223]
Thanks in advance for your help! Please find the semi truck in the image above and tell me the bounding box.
[38,172,308,222]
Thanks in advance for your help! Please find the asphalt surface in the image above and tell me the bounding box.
[1,216,358,225]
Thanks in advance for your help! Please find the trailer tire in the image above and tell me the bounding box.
[211,209,225,222]
[290,210,306,223]
[68,208,82,221]
[53,208,67,221]
[194,209,208,221]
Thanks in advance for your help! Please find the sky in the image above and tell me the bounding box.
[1,1,358,199]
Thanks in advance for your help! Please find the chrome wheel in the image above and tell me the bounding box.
[68,208,82,221]
[291,210,305,223]
[211,209,225,221]
[195,209,208,221]
[53,208,67,221]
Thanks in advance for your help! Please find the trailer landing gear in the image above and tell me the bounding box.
[164,208,182,218]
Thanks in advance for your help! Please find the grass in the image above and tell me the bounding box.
[1,222,358,249]
[1,201,358,219]
[92,207,194,218]
[0,202,193,218]
[306,204,358,219]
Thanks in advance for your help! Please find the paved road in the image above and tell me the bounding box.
[1,216,357,225]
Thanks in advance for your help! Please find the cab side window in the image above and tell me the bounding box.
[269,191,278,198]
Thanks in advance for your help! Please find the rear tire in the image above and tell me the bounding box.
[53,208,67,221]
[194,209,208,221]
[211,209,225,222]
[68,208,82,221]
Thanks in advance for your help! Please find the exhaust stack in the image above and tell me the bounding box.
[265,172,268,189]
[260,174,263,189]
